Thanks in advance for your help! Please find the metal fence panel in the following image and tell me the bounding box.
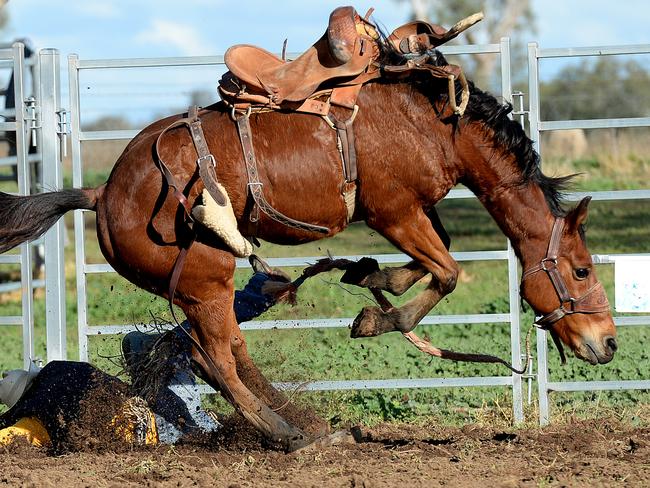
[527,42,650,425]
[0,43,34,369]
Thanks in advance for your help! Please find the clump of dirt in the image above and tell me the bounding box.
[209,412,267,451]
[234,355,329,439]
[58,372,132,454]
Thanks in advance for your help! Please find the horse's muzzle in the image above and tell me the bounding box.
[577,335,617,365]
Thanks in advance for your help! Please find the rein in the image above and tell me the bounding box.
[296,257,530,374]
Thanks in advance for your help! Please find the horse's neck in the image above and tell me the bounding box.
[486,184,554,265]
[459,145,555,268]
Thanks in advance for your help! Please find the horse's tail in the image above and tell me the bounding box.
[0,185,104,253]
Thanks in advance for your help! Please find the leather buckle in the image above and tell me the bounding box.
[231,105,252,121]
[197,154,216,168]
[540,257,558,272]
[560,297,576,314]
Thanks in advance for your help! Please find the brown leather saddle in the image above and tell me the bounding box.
[220,6,380,114]
[219,8,482,115]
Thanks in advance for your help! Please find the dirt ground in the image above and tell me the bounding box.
[2,416,649,488]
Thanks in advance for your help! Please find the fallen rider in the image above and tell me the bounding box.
[0,255,297,451]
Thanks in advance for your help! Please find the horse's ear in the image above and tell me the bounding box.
[566,196,592,232]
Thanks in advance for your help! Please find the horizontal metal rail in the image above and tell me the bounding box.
[439,43,501,55]
[83,312,645,336]
[540,117,650,131]
[80,129,142,141]
[72,42,501,72]
[239,313,510,330]
[0,279,45,294]
[84,313,511,336]
[76,55,226,70]
[0,153,42,167]
[614,316,650,327]
[566,190,650,201]
[591,253,650,264]
[84,251,510,275]
[84,250,645,275]
[0,107,16,117]
[0,316,22,326]
[0,121,17,131]
[195,375,516,395]
[538,44,650,58]
[547,380,650,392]
[0,254,21,265]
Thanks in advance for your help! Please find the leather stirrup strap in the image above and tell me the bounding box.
[233,111,330,234]
[187,106,227,207]
[155,106,227,209]
[154,122,194,220]
[165,236,240,404]
[328,111,358,182]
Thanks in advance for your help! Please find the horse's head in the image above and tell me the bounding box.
[520,197,617,364]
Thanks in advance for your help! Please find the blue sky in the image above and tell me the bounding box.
[4,0,649,58]
[2,1,649,125]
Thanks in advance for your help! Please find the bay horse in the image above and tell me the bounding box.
[0,28,617,451]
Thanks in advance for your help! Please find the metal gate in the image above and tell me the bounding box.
[68,38,527,422]
[0,42,35,369]
[528,42,650,424]
[0,43,68,368]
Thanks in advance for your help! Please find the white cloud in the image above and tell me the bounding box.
[135,19,213,56]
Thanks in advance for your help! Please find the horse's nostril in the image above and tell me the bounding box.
[605,336,618,353]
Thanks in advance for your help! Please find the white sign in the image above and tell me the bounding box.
[615,257,650,313]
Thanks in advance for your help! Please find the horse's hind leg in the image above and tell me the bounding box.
[351,207,458,337]
[342,208,450,296]
[182,293,310,451]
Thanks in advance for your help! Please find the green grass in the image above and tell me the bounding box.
[1,179,650,425]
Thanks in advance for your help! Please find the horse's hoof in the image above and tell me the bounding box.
[292,430,357,453]
[340,257,381,286]
[285,434,313,453]
[351,306,397,337]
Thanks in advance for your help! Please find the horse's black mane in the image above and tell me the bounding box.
[375,36,571,217]
[462,81,573,217]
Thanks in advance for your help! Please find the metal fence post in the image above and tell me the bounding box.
[39,48,67,361]
[11,42,36,369]
[500,37,524,423]
[68,54,90,362]
[527,42,551,425]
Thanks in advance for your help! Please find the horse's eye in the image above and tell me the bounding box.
[575,268,590,279]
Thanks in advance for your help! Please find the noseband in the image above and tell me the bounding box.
[522,217,610,329]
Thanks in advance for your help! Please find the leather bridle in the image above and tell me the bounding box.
[521,217,610,330]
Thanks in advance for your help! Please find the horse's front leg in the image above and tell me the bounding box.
[342,207,450,296]
[351,207,458,337]
[228,322,330,438]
